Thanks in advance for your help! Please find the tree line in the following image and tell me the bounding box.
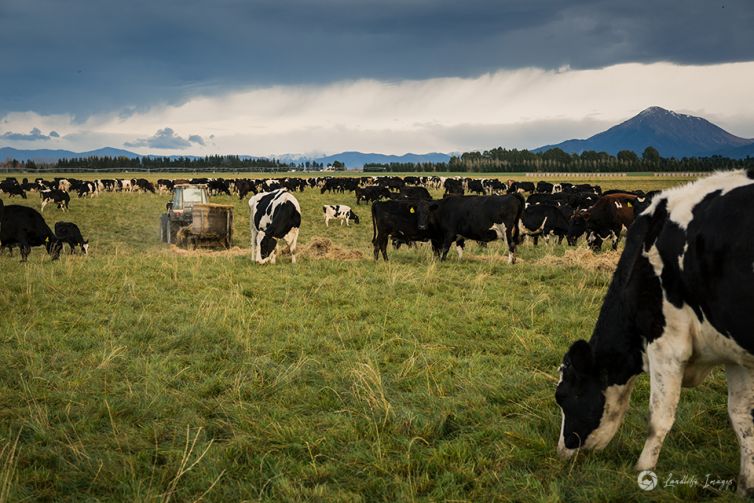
[365,146,753,173]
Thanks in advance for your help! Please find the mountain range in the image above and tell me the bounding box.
[2,107,752,166]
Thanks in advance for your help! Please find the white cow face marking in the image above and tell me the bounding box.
[556,341,635,457]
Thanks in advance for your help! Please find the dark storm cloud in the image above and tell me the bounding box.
[2,0,752,118]
[0,127,54,141]
[125,128,201,149]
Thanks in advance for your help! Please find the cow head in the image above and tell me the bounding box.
[409,201,435,231]
[556,340,634,458]
[567,211,588,246]
[82,240,89,255]
[258,234,277,263]
[45,236,63,260]
[348,210,360,224]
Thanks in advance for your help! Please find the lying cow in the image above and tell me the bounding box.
[323,205,359,226]
[249,189,301,264]
[40,189,70,212]
[54,221,89,255]
[556,170,754,496]
[0,203,62,261]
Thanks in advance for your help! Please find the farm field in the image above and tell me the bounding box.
[0,173,743,501]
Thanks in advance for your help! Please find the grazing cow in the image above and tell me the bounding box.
[58,179,72,192]
[429,194,525,263]
[399,186,432,201]
[520,204,573,245]
[0,204,62,261]
[134,178,156,194]
[555,170,754,496]
[119,179,133,192]
[323,205,359,226]
[371,199,433,261]
[356,185,392,205]
[583,193,641,251]
[40,189,70,212]
[443,178,464,197]
[157,179,174,194]
[536,181,554,194]
[509,181,536,194]
[467,179,485,195]
[0,180,26,199]
[249,189,301,264]
[207,179,231,196]
[236,179,257,200]
[54,221,89,254]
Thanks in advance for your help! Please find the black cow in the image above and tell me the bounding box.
[371,199,433,261]
[248,189,301,264]
[443,178,464,197]
[399,186,432,201]
[207,179,231,196]
[520,204,573,245]
[134,178,156,194]
[555,170,754,497]
[54,221,89,255]
[536,181,554,194]
[509,181,535,194]
[0,180,27,199]
[40,189,70,212]
[356,185,392,205]
[583,193,640,251]
[429,194,525,263]
[0,204,62,261]
[467,179,485,195]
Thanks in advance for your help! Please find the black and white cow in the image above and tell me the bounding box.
[323,205,359,226]
[40,189,71,211]
[54,221,89,255]
[249,189,301,264]
[520,204,572,245]
[555,170,754,496]
[429,194,525,263]
[0,204,62,261]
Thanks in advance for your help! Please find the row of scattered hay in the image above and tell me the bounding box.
[298,237,363,260]
[536,247,620,272]
[168,245,249,257]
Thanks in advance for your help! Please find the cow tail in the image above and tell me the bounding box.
[371,203,378,245]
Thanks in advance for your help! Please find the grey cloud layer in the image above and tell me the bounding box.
[1,0,752,118]
[1,127,58,141]
[125,128,204,149]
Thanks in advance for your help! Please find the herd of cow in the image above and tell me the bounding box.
[0,173,653,264]
[2,170,754,494]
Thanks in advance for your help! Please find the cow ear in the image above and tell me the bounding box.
[566,340,594,375]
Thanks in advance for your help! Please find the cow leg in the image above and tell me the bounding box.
[725,364,754,496]
[19,241,30,262]
[40,199,47,212]
[341,218,345,226]
[283,227,299,264]
[380,235,389,261]
[325,217,330,227]
[455,239,464,259]
[533,235,539,246]
[635,327,691,471]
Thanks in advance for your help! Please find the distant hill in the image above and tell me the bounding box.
[0,146,140,163]
[0,146,452,168]
[535,106,754,158]
[313,151,451,168]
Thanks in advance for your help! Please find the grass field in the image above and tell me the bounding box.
[0,173,745,501]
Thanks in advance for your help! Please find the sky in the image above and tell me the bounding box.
[2,0,754,156]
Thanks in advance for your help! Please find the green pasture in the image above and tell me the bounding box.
[0,173,743,501]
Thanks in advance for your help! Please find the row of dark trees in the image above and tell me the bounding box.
[2,146,752,173]
[364,146,753,173]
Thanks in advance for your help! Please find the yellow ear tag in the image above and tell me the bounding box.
[410,207,415,214]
